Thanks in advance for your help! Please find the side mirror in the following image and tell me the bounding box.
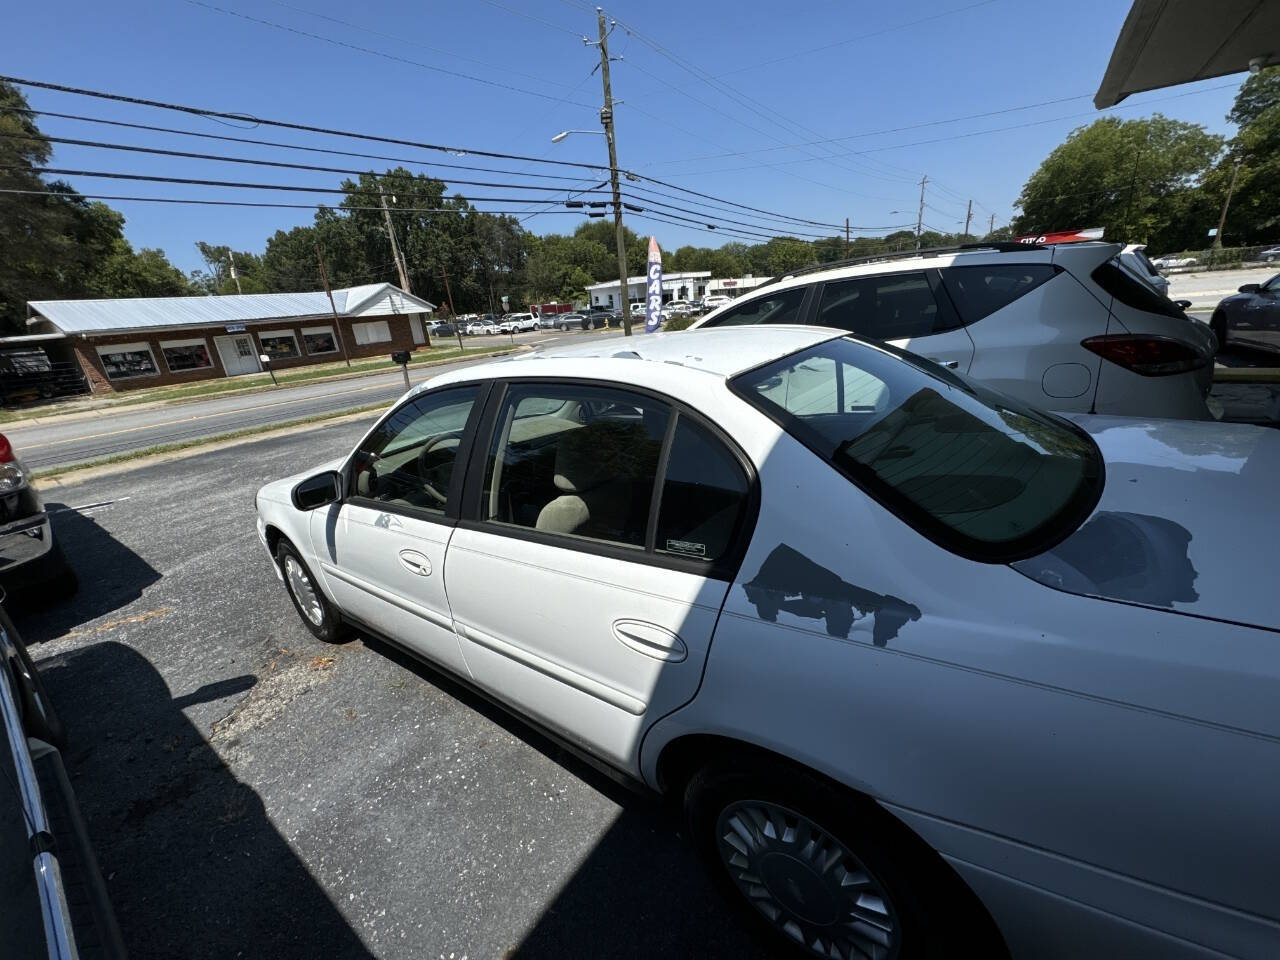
[291,470,342,511]
[1239,283,1260,293]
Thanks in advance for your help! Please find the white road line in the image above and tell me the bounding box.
[48,496,132,514]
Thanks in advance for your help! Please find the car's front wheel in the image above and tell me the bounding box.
[685,756,1006,960]
[277,540,346,642]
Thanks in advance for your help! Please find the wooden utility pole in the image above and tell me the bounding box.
[440,263,465,352]
[844,217,850,257]
[988,213,995,237]
[964,199,973,238]
[314,243,352,367]
[594,8,632,336]
[378,188,412,293]
[1213,158,1242,250]
[914,174,927,250]
[228,251,243,294]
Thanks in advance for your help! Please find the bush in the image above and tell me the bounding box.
[662,315,697,331]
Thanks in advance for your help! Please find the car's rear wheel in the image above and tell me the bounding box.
[586,319,596,330]
[1211,311,1228,351]
[684,756,1006,960]
[277,540,346,643]
[560,322,570,332]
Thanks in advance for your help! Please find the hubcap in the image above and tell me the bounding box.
[284,556,324,626]
[716,800,899,960]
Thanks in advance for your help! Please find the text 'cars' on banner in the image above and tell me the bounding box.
[645,236,663,333]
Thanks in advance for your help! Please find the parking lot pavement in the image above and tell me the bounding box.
[16,422,769,960]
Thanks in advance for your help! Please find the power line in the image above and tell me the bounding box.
[476,0,584,39]
[184,1,597,109]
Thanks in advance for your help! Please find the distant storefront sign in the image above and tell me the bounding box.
[225,323,247,333]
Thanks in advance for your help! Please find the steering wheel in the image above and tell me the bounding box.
[416,432,463,506]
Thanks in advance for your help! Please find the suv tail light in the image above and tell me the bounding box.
[1081,335,1207,377]
[0,435,11,463]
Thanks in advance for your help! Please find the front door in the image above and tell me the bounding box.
[445,382,753,771]
[215,335,261,376]
[1239,274,1280,352]
[309,384,483,678]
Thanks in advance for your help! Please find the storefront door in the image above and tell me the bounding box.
[215,335,261,376]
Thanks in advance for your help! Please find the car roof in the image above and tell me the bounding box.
[423,326,842,391]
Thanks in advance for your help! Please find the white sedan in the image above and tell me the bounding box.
[256,327,1278,960]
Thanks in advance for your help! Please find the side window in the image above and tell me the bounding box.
[940,264,1058,325]
[700,286,807,327]
[483,385,669,548]
[655,419,749,562]
[814,272,944,340]
[1090,261,1185,318]
[349,386,480,514]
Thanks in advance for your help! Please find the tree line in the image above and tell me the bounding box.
[5,70,1278,336]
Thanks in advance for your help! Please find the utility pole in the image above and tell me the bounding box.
[228,251,243,294]
[1213,157,1242,250]
[314,243,352,367]
[963,199,973,239]
[914,174,927,250]
[593,7,632,336]
[378,187,412,294]
[844,217,850,257]
[988,213,995,237]
[440,263,465,352]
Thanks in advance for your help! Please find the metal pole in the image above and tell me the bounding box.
[596,8,632,336]
[844,217,850,257]
[228,251,243,294]
[378,186,412,293]
[314,243,352,367]
[441,263,464,352]
[964,199,973,238]
[988,213,995,237]
[915,175,927,251]
[1213,158,1241,250]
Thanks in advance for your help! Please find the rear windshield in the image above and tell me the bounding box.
[1092,260,1185,319]
[732,338,1103,561]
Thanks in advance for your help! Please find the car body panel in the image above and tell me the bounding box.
[1215,273,1280,354]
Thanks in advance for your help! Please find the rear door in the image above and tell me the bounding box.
[444,381,755,771]
[1236,274,1280,352]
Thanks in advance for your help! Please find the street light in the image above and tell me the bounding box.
[551,129,607,143]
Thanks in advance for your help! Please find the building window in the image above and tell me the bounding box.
[160,338,212,372]
[258,329,300,359]
[96,342,159,380]
[302,325,338,355]
[353,320,391,345]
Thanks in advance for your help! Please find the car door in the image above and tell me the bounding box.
[810,272,977,373]
[445,381,754,771]
[1237,273,1280,352]
[308,384,485,678]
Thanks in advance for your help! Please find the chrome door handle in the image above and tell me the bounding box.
[397,549,432,577]
[929,358,959,369]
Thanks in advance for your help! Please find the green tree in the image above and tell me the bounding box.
[93,241,194,298]
[1012,115,1222,250]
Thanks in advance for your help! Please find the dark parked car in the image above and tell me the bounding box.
[0,433,76,599]
[580,312,617,330]
[1211,274,1280,354]
[432,322,458,337]
[0,603,124,958]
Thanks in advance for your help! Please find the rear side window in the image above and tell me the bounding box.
[814,272,949,339]
[1091,261,1185,319]
[655,419,749,562]
[700,286,807,327]
[733,338,1103,561]
[940,264,1059,324]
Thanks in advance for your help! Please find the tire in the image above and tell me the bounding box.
[276,540,346,643]
[585,319,595,330]
[684,756,1006,960]
[560,322,570,332]
[1211,311,1228,351]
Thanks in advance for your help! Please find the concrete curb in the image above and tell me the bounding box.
[1,345,530,430]
[1214,367,1280,383]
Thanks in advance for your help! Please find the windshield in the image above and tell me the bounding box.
[732,337,1104,561]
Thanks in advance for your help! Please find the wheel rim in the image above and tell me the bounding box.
[283,555,325,626]
[716,800,900,960]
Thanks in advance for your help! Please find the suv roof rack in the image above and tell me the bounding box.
[765,241,1046,287]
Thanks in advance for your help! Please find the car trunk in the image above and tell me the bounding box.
[1011,415,1280,631]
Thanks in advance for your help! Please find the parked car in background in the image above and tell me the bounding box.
[1119,243,1170,297]
[663,301,695,319]
[0,604,124,958]
[1151,254,1198,269]
[1258,247,1280,263]
[702,294,732,311]
[548,313,584,330]
[259,326,1280,960]
[581,312,615,330]
[432,322,458,337]
[1210,273,1280,355]
[464,319,496,336]
[512,313,540,333]
[0,433,76,599]
[693,240,1216,420]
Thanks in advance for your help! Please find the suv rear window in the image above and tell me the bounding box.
[940,264,1059,324]
[1091,260,1186,319]
[732,338,1103,561]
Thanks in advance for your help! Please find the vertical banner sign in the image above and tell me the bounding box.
[645,236,663,333]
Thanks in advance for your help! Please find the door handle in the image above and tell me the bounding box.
[613,620,687,662]
[928,358,959,369]
[397,549,432,577]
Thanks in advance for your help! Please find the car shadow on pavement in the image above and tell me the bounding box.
[357,634,772,960]
[18,502,161,643]
[35,640,375,960]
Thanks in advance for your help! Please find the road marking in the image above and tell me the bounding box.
[48,496,132,514]
[22,379,396,451]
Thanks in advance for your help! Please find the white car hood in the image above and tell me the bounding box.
[1012,416,1280,631]
[257,457,345,505]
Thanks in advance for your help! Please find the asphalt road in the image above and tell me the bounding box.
[12,327,626,472]
[15,423,770,960]
[1168,266,1279,309]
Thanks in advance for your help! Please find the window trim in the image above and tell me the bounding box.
[339,381,492,528]
[158,337,214,373]
[352,319,393,345]
[256,329,301,359]
[301,325,338,355]
[807,268,963,339]
[95,341,160,381]
[456,376,760,582]
[728,336,1105,565]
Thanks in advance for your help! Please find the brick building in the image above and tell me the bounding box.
[24,284,435,393]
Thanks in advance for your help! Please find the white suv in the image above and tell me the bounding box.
[692,241,1216,420]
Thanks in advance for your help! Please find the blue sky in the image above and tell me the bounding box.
[6,0,1245,274]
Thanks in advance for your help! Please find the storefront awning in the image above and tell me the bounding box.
[1095,0,1280,108]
